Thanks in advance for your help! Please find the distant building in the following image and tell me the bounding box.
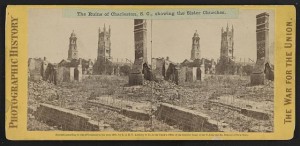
[181,58,216,74]
[59,58,93,75]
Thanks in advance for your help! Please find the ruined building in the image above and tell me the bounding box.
[250,12,274,85]
[178,31,216,83]
[28,56,58,84]
[129,19,153,85]
[191,30,201,60]
[68,30,79,60]
[152,57,180,83]
[57,31,93,83]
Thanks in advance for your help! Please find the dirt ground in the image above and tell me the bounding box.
[28,75,273,132]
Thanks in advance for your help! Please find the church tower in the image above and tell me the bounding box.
[191,30,201,60]
[68,30,78,60]
[97,24,111,61]
[220,24,234,62]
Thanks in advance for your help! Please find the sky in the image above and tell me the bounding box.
[29,9,274,64]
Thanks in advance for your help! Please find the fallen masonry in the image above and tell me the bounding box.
[206,96,271,120]
[85,97,151,121]
[156,103,230,132]
[34,103,109,131]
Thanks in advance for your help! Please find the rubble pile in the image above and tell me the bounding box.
[206,106,273,132]
[236,82,274,102]
[27,115,59,131]
[144,80,178,89]
[144,80,209,109]
[28,80,58,108]
[28,74,273,132]
[28,80,88,111]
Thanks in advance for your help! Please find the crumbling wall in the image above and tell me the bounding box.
[34,103,99,131]
[250,12,274,85]
[265,63,274,81]
[28,58,43,81]
[177,66,187,85]
[165,63,176,81]
[57,67,71,83]
[129,19,148,85]
[156,103,220,132]
[43,64,57,85]
[185,67,195,82]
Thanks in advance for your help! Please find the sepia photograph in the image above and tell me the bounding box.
[27,8,274,132]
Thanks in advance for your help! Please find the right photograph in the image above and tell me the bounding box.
[145,10,274,132]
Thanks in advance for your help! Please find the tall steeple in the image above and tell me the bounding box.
[191,30,201,60]
[220,24,234,61]
[68,30,78,60]
[97,24,111,61]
